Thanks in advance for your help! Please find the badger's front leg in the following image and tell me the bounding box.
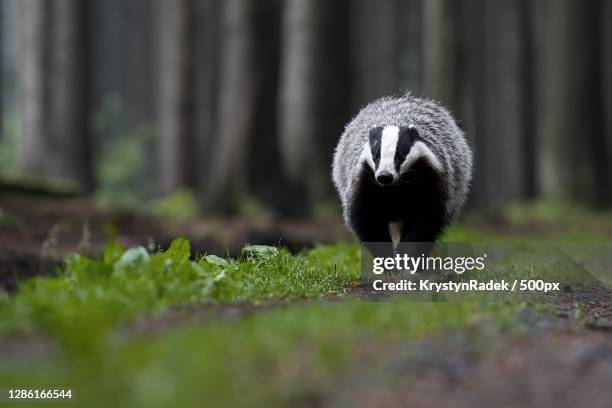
[396,218,446,274]
[388,221,403,252]
[350,216,395,259]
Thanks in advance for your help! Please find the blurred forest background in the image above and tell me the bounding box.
[0,0,611,220]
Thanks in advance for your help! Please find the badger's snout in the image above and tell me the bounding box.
[375,171,394,186]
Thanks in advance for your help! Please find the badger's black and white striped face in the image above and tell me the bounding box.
[363,125,441,186]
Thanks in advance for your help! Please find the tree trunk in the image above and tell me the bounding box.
[19,0,50,180]
[520,0,537,199]
[121,0,154,130]
[350,0,423,108]
[422,0,460,112]
[350,0,400,109]
[0,0,3,142]
[469,0,530,216]
[398,0,423,94]
[277,0,349,208]
[193,0,221,198]
[50,0,92,190]
[247,0,289,212]
[19,0,92,190]
[205,0,256,211]
[88,0,123,141]
[157,0,195,194]
[277,0,324,199]
[537,0,604,204]
[603,0,612,205]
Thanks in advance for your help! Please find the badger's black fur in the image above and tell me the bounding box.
[332,93,473,247]
[349,159,448,243]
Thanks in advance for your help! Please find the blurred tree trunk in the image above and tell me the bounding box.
[520,0,537,199]
[277,0,349,209]
[205,0,256,211]
[423,0,460,111]
[350,0,423,108]
[247,0,289,212]
[121,0,154,130]
[157,0,196,194]
[0,0,3,141]
[603,0,612,205]
[423,0,459,112]
[350,0,400,108]
[537,0,604,205]
[314,0,350,201]
[19,0,92,190]
[193,0,221,197]
[398,0,423,94]
[89,0,122,140]
[469,0,531,216]
[50,0,92,190]
[457,0,477,154]
[19,0,47,181]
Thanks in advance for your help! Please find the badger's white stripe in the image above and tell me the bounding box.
[400,140,442,174]
[389,221,403,249]
[379,126,400,176]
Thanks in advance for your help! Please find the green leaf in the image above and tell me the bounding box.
[116,247,150,269]
[242,245,279,260]
[166,237,191,262]
[103,240,125,264]
[204,255,229,267]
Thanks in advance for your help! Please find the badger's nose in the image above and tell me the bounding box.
[376,171,394,185]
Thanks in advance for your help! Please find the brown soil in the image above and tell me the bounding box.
[111,295,611,408]
[331,330,611,408]
[326,299,611,408]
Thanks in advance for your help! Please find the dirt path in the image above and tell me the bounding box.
[330,329,611,408]
[318,288,610,408]
[118,296,611,408]
[0,283,609,407]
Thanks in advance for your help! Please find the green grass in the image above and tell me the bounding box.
[0,238,360,337]
[445,225,610,242]
[0,238,366,406]
[504,200,612,230]
[0,300,528,407]
[0,228,600,407]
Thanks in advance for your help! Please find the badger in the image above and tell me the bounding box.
[332,93,472,250]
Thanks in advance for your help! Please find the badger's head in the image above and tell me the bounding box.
[361,125,442,186]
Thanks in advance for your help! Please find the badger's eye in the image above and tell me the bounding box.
[396,144,410,158]
[370,141,381,162]
[395,126,416,165]
[395,141,411,168]
[369,127,383,162]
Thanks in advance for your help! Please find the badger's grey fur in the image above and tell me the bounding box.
[332,93,472,245]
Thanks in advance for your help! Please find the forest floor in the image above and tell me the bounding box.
[0,191,350,291]
[0,190,610,407]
